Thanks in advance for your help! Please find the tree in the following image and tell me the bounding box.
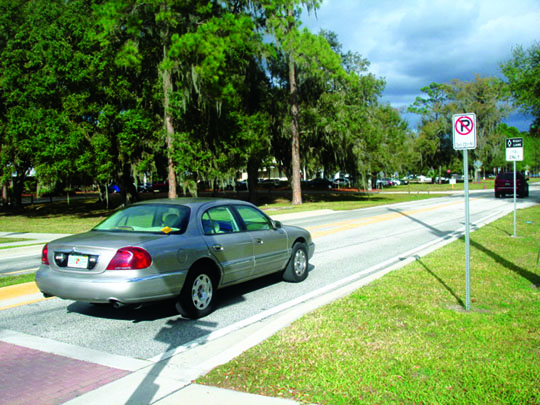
[263,1,345,204]
[409,76,510,174]
[0,0,94,207]
[501,42,540,129]
[96,0,257,200]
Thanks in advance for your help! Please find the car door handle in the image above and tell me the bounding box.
[255,239,264,244]
[212,244,224,251]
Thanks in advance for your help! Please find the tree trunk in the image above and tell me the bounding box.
[247,158,259,204]
[11,172,25,209]
[162,17,177,199]
[120,163,139,205]
[1,183,7,208]
[288,9,302,206]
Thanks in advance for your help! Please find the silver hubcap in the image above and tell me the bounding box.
[293,249,307,276]
[191,274,213,310]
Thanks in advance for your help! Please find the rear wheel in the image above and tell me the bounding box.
[176,267,216,319]
[283,242,308,282]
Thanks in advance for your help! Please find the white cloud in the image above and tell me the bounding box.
[303,0,540,130]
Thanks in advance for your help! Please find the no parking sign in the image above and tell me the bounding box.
[452,112,476,311]
[453,113,477,150]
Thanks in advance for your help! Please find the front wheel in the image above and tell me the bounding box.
[283,242,309,282]
[176,267,216,319]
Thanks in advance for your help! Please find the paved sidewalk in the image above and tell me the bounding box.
[0,341,130,405]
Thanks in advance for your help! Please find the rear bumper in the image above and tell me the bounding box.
[35,266,187,305]
[495,186,526,194]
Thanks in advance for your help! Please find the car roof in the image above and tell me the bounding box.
[133,197,253,209]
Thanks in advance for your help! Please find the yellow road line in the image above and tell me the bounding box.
[2,268,39,276]
[0,296,52,311]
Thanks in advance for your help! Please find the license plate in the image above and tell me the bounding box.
[68,254,89,269]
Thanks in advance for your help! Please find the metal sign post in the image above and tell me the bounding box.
[513,162,517,237]
[505,138,523,238]
[463,150,471,310]
[453,113,476,311]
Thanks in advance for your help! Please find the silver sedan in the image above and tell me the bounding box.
[36,198,315,319]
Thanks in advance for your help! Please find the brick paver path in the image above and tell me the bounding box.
[0,341,130,405]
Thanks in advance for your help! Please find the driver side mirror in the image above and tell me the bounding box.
[273,220,282,229]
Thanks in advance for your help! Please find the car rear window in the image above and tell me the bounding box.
[497,173,525,181]
[93,204,190,234]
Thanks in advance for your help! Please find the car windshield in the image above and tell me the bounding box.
[93,204,190,234]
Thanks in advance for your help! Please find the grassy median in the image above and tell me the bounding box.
[199,205,540,404]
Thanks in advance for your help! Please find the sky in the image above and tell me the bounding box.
[302,0,540,131]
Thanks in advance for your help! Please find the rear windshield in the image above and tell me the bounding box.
[498,173,514,180]
[498,173,524,180]
[93,204,190,234]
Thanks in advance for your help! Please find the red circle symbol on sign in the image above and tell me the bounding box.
[455,116,474,135]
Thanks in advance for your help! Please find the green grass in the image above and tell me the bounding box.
[199,205,540,404]
[0,243,43,250]
[392,180,492,192]
[0,238,33,245]
[0,198,115,234]
[0,274,35,288]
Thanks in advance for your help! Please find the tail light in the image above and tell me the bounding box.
[41,244,50,265]
[106,247,152,270]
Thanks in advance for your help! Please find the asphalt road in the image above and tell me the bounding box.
[0,253,41,276]
[0,187,538,361]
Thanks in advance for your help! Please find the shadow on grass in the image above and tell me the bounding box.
[468,238,540,288]
[416,257,465,308]
[1,196,117,220]
[252,190,387,206]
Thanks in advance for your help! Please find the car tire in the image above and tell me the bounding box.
[283,242,308,283]
[176,267,216,319]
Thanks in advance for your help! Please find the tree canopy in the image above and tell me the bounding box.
[501,42,540,131]
[0,0,534,208]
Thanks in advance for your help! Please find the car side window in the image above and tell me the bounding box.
[235,205,273,231]
[202,206,240,235]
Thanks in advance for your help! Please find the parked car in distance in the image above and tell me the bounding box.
[375,178,390,188]
[137,183,153,193]
[417,175,432,183]
[235,181,248,191]
[36,198,315,319]
[332,178,351,188]
[494,172,529,198]
[152,180,169,193]
[308,178,332,189]
[260,178,282,188]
